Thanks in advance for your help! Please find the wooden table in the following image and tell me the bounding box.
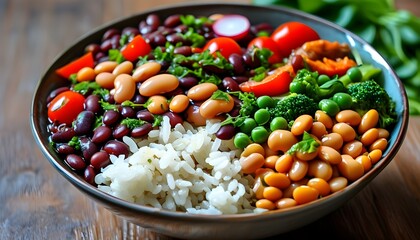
[1,0,419,239]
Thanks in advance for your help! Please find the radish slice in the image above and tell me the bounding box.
[212,14,250,41]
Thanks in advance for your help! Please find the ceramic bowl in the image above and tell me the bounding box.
[31,3,409,239]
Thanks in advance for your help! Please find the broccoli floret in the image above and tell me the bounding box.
[270,93,318,123]
[347,80,397,129]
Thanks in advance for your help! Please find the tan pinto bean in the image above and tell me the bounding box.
[291,114,313,136]
[310,121,328,139]
[264,172,291,189]
[315,110,333,129]
[360,128,379,146]
[169,94,190,113]
[95,72,116,89]
[267,130,298,152]
[318,145,342,165]
[369,138,388,152]
[329,177,348,192]
[146,95,169,115]
[358,109,379,134]
[76,67,96,82]
[113,74,136,103]
[335,110,361,126]
[185,104,207,126]
[132,62,161,82]
[368,149,383,164]
[187,83,218,101]
[321,132,344,151]
[241,143,265,158]
[275,198,297,209]
[288,160,308,182]
[94,61,118,74]
[112,61,134,75]
[275,154,294,173]
[332,122,356,142]
[338,154,364,181]
[139,74,179,97]
[199,94,234,119]
[342,140,364,158]
[355,155,372,172]
[308,159,333,181]
[378,128,390,139]
[307,178,330,197]
[239,153,265,174]
[293,185,319,205]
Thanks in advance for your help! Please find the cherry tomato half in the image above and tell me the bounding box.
[248,36,282,64]
[121,35,152,62]
[271,22,320,58]
[55,52,95,79]
[47,91,85,125]
[203,37,242,59]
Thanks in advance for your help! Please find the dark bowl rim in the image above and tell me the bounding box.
[30,2,409,222]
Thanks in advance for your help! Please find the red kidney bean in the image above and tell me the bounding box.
[216,124,236,140]
[90,151,111,170]
[229,53,246,75]
[85,43,101,56]
[139,21,154,35]
[163,112,183,127]
[132,94,147,105]
[222,77,240,92]
[65,154,86,171]
[243,52,260,68]
[122,27,140,38]
[103,110,120,126]
[136,109,154,123]
[102,28,120,41]
[164,14,181,28]
[204,32,217,40]
[232,76,249,84]
[174,24,188,33]
[174,46,193,56]
[84,165,97,186]
[110,34,121,49]
[178,76,199,89]
[203,65,226,75]
[291,54,304,73]
[84,95,101,113]
[103,140,129,157]
[131,122,153,138]
[56,143,75,155]
[166,33,188,45]
[80,137,98,162]
[251,23,274,35]
[91,126,112,144]
[51,127,76,143]
[74,111,95,136]
[146,14,161,31]
[100,39,113,52]
[47,87,70,103]
[113,124,131,139]
[121,106,136,118]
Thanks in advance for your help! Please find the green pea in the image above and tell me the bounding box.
[254,109,271,125]
[234,132,252,149]
[319,99,340,117]
[332,92,353,110]
[240,118,257,134]
[347,67,362,82]
[270,116,288,131]
[251,126,270,143]
[256,95,275,108]
[317,74,330,85]
[289,81,306,94]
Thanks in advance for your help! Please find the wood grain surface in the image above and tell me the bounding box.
[1,0,419,239]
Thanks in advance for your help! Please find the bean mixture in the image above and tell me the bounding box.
[46,12,397,211]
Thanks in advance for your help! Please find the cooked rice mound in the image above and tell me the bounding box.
[95,116,257,214]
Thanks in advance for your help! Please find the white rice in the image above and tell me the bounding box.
[95,116,257,214]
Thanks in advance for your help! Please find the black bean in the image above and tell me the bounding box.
[216,124,236,140]
[83,165,96,186]
[163,112,183,127]
[178,76,199,89]
[222,77,240,92]
[74,111,95,136]
[85,95,101,113]
[56,143,75,155]
[65,154,86,171]
[103,140,129,157]
[103,110,120,126]
[131,123,153,138]
[229,53,246,75]
[102,28,120,41]
[136,110,154,123]
[202,65,226,75]
[90,151,111,170]
[47,87,70,103]
[164,14,181,28]
[80,137,98,162]
[121,106,136,118]
[91,126,112,144]
[113,124,130,139]
[51,127,76,143]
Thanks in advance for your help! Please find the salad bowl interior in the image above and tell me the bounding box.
[30,3,408,239]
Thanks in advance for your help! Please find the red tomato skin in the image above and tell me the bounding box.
[47,91,85,125]
[121,35,152,62]
[271,22,320,58]
[248,36,282,64]
[203,37,242,59]
[55,52,95,79]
